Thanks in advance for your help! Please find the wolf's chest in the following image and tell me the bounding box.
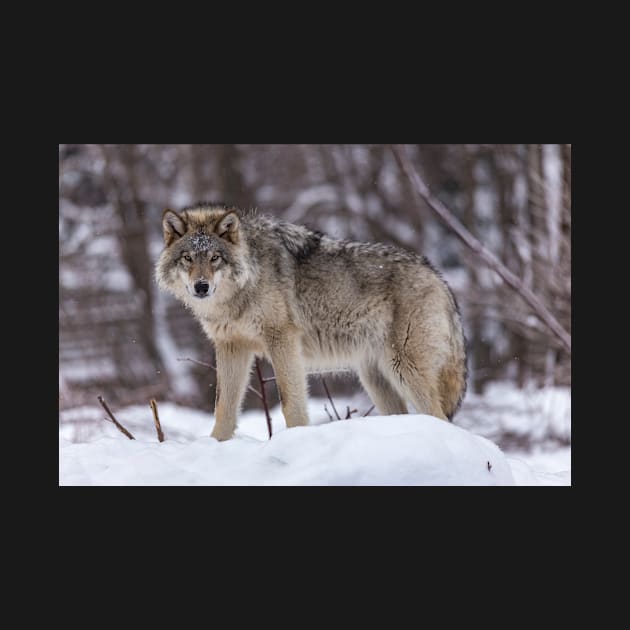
[198,311,264,347]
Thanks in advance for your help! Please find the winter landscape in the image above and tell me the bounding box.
[59,144,571,486]
[60,385,570,485]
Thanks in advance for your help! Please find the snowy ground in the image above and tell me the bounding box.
[59,384,571,486]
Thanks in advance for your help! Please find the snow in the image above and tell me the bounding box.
[456,382,571,449]
[60,358,117,382]
[189,232,212,252]
[543,143,562,264]
[507,448,571,485]
[284,185,338,222]
[60,413,514,486]
[59,387,570,486]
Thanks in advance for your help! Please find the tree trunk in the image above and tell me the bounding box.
[463,146,491,393]
[524,144,548,385]
[216,144,252,208]
[101,144,167,388]
[559,143,571,274]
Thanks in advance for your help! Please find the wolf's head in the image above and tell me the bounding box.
[155,203,251,306]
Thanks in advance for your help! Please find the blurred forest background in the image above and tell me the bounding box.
[59,144,571,444]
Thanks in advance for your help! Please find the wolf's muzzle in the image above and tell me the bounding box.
[194,280,210,297]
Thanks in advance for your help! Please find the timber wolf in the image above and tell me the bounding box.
[155,202,467,441]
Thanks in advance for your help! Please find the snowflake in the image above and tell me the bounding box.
[189,231,212,252]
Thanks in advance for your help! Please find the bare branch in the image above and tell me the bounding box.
[177,356,264,401]
[321,377,341,420]
[150,398,165,442]
[177,356,217,371]
[97,395,135,440]
[363,405,376,417]
[345,406,358,419]
[391,144,571,353]
[255,358,273,439]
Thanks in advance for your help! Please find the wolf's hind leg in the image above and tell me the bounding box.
[212,341,254,441]
[386,345,448,421]
[265,329,309,428]
[396,367,448,421]
[357,362,408,415]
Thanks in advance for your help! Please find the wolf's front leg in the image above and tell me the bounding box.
[265,329,309,428]
[212,341,254,441]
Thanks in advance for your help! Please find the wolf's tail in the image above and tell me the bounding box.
[439,299,468,422]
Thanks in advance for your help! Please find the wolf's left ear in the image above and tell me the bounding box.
[162,209,187,246]
[216,211,240,243]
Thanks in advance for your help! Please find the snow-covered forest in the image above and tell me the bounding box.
[59,144,571,485]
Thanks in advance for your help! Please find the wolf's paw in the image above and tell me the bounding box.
[211,425,235,441]
[285,416,309,428]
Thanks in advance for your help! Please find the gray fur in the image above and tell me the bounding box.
[156,203,467,440]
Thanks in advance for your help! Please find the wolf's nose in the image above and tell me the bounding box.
[194,280,210,296]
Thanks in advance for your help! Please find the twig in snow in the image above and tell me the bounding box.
[255,358,273,439]
[324,405,333,422]
[150,398,165,442]
[97,395,135,440]
[345,406,358,419]
[363,405,376,417]
[321,377,341,420]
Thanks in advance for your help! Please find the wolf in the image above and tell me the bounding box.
[155,202,467,441]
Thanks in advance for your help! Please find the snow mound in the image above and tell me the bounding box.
[59,413,516,486]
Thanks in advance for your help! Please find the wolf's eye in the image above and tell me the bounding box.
[210,254,219,262]
[183,254,192,263]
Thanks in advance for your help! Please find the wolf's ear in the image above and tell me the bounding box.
[162,209,187,246]
[216,211,240,243]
